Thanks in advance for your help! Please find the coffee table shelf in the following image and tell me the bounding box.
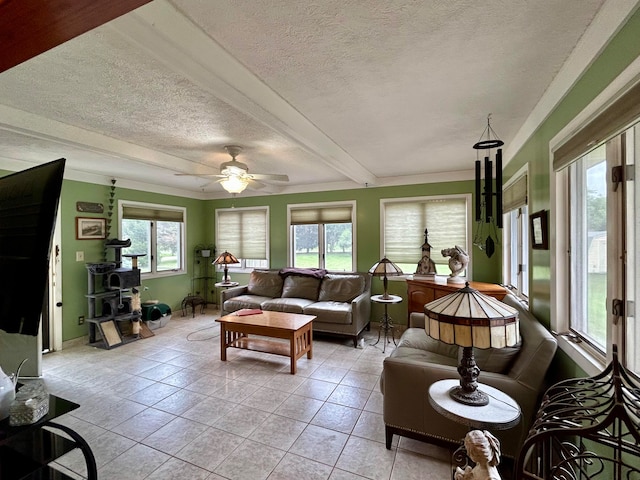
[216,311,315,374]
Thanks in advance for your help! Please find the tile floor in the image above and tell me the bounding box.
[37,309,455,480]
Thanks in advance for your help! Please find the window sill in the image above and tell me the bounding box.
[556,335,606,377]
[141,269,186,280]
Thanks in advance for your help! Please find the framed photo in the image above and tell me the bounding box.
[76,217,106,240]
[530,210,549,250]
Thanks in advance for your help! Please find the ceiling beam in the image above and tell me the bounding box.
[0,0,152,73]
[108,0,378,186]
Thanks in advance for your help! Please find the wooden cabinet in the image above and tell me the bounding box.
[406,277,507,317]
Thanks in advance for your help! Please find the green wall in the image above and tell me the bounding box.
[59,179,207,341]
[207,180,501,325]
[504,8,640,380]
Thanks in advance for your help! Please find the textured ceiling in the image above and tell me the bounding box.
[0,0,621,198]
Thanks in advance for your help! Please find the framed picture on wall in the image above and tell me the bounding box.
[76,217,107,240]
[530,210,549,250]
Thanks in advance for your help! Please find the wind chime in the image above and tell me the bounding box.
[473,115,503,258]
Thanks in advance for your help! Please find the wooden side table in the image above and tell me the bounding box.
[371,294,403,353]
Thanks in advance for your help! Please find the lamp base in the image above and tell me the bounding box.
[448,386,489,406]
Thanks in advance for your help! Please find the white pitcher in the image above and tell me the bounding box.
[0,359,27,420]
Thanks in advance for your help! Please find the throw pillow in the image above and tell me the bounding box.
[318,274,364,303]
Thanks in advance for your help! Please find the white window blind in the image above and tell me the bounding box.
[290,205,352,224]
[383,197,468,265]
[122,204,184,222]
[216,207,268,259]
[503,174,528,213]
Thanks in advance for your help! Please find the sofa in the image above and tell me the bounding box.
[380,293,557,458]
[221,269,371,346]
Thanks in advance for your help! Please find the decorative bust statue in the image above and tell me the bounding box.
[416,228,437,276]
[441,245,469,283]
[454,430,502,480]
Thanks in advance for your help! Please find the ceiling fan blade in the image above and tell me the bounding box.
[246,178,266,190]
[249,173,289,182]
[174,173,226,177]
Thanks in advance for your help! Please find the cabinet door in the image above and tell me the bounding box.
[408,285,435,314]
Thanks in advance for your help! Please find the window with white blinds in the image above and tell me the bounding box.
[216,207,268,260]
[118,200,186,276]
[381,195,470,273]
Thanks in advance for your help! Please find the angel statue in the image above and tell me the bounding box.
[454,430,502,480]
[441,245,469,283]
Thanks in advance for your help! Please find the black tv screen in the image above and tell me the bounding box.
[0,158,65,336]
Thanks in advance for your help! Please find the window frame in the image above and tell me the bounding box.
[502,165,529,302]
[215,206,270,273]
[287,200,356,271]
[550,65,640,376]
[117,200,186,279]
[380,194,472,279]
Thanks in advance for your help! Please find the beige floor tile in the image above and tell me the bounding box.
[267,452,333,480]
[41,312,459,480]
[214,439,286,480]
[289,424,349,465]
[97,443,170,480]
[335,437,396,480]
[249,413,307,450]
[310,402,361,434]
[176,427,244,471]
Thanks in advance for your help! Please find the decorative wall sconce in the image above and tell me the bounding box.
[473,115,503,257]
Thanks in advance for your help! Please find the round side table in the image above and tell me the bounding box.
[370,294,402,353]
[428,379,521,479]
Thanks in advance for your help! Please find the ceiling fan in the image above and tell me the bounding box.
[176,145,289,194]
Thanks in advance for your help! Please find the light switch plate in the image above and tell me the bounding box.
[76,251,84,261]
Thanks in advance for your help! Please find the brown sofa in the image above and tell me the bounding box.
[380,293,557,458]
[221,269,371,346]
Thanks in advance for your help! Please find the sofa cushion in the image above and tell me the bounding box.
[224,294,271,312]
[390,344,459,367]
[399,328,458,358]
[304,301,352,325]
[318,274,364,302]
[261,297,315,314]
[468,344,522,374]
[247,270,283,298]
[281,275,321,301]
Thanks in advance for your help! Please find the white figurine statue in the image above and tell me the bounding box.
[454,430,502,480]
[441,245,469,283]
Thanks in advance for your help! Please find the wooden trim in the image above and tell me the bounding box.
[0,0,152,73]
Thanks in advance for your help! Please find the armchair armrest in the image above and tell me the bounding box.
[351,291,371,327]
[221,285,248,303]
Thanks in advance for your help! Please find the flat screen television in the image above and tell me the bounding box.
[0,158,65,336]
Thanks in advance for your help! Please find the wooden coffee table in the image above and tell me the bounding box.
[216,311,315,374]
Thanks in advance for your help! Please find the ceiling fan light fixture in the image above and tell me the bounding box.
[220,175,249,194]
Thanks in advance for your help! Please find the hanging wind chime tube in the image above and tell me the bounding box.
[473,115,504,257]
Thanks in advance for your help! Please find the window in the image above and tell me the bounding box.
[118,201,186,276]
[381,195,470,275]
[552,77,640,376]
[288,202,355,271]
[502,170,529,300]
[216,207,269,271]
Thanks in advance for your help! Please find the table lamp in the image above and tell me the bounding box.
[369,257,403,299]
[424,282,519,406]
[213,251,239,284]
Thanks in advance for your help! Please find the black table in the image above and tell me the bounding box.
[0,391,97,480]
